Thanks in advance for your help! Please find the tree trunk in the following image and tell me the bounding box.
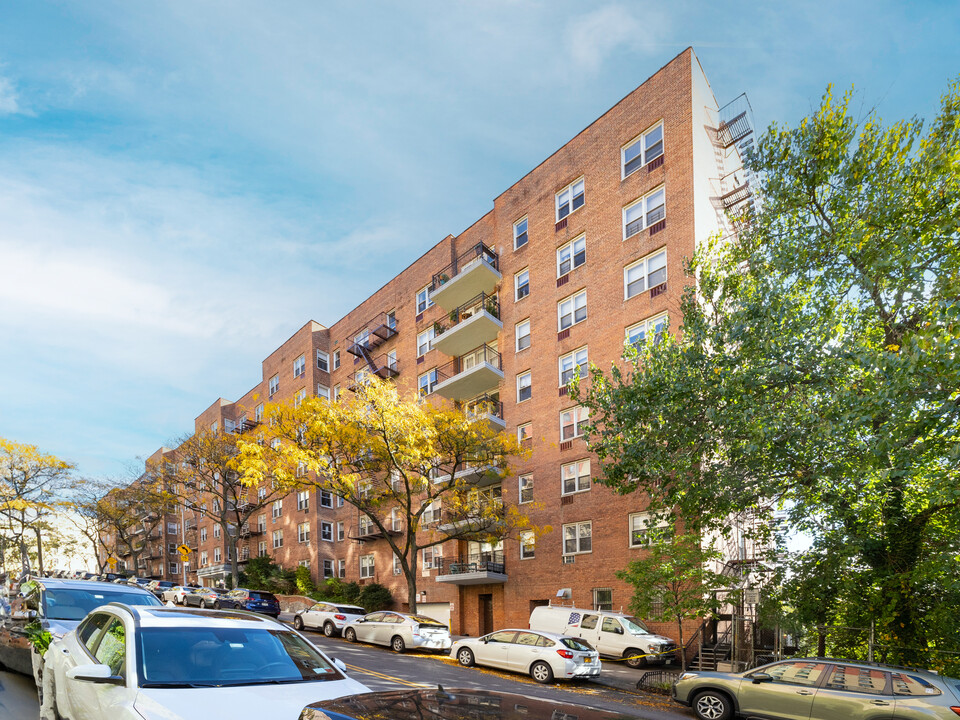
[677,618,686,671]
[406,552,419,614]
[34,526,44,577]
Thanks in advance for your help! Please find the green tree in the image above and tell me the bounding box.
[578,81,960,667]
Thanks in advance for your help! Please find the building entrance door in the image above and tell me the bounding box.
[479,594,494,636]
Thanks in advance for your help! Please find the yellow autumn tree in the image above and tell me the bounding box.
[235,378,546,613]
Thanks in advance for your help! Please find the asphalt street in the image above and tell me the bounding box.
[0,669,39,720]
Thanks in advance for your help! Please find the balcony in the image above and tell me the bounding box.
[347,312,399,358]
[435,552,507,585]
[348,353,400,391]
[437,500,504,535]
[460,394,505,430]
[349,522,402,542]
[432,293,502,357]
[233,416,261,434]
[433,345,503,401]
[433,462,502,489]
[430,243,501,311]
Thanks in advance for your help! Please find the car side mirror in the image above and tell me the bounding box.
[332,658,347,672]
[751,672,773,684]
[66,664,125,685]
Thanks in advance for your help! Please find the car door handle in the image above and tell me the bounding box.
[869,700,890,706]
[796,690,813,695]
[61,647,70,655]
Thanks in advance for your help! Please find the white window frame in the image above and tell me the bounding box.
[213,524,221,539]
[561,459,592,495]
[214,547,221,563]
[294,388,307,407]
[418,368,438,397]
[563,521,592,555]
[517,371,532,403]
[622,122,664,178]
[317,383,330,400]
[626,313,669,348]
[556,177,585,221]
[297,490,310,511]
[625,249,667,299]
[559,346,588,386]
[319,489,333,508]
[333,384,341,401]
[417,328,436,357]
[258,541,267,557]
[360,554,375,579]
[519,474,534,504]
[422,545,443,570]
[623,186,666,239]
[558,290,587,331]
[557,234,586,277]
[269,374,279,397]
[560,405,589,441]
[272,529,283,548]
[520,530,535,560]
[337,521,345,541]
[417,285,434,314]
[515,268,530,301]
[200,551,208,567]
[629,511,671,547]
[333,349,340,370]
[319,521,332,542]
[338,559,346,578]
[517,423,531,443]
[272,500,282,519]
[200,528,207,543]
[513,216,528,250]
[294,354,306,378]
[316,350,329,372]
[323,559,334,578]
[515,319,531,352]
[255,403,263,422]
[393,554,403,576]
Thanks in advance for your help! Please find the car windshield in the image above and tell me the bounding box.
[408,614,446,627]
[137,627,341,687]
[44,588,161,621]
[248,591,276,602]
[561,637,595,652]
[621,616,651,635]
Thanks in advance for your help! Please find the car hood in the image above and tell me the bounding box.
[133,677,371,719]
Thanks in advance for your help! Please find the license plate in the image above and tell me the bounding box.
[584,657,592,663]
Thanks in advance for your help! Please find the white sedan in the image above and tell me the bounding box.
[41,603,370,720]
[293,602,366,637]
[343,611,451,653]
[450,629,601,683]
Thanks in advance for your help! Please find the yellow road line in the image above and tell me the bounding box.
[344,663,430,687]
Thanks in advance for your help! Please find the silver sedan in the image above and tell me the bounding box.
[451,629,601,683]
[343,611,451,653]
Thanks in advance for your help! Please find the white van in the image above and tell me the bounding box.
[529,605,676,668]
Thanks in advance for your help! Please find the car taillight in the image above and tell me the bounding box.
[557,649,574,659]
[950,708,960,717]
[335,614,346,620]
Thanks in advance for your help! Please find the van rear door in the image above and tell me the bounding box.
[573,613,602,649]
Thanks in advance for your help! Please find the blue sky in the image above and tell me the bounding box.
[1,1,958,480]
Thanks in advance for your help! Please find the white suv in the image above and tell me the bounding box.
[293,602,366,637]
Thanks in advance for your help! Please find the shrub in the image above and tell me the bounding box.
[295,566,314,595]
[358,583,393,612]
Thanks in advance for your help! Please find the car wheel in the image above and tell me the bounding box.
[344,627,357,643]
[199,599,206,609]
[530,661,554,684]
[294,616,304,631]
[692,690,733,720]
[624,649,645,668]
[323,621,335,637]
[456,648,475,667]
[391,636,406,653]
[213,600,220,609]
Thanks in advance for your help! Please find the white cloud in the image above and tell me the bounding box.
[0,76,23,114]
[566,5,669,73]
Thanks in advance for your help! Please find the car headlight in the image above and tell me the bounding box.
[678,672,699,681]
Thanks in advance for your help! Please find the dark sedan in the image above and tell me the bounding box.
[217,588,281,617]
[183,586,228,609]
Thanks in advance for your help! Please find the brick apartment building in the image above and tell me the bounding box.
[106,48,755,641]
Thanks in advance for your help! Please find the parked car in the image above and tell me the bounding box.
[183,586,227,609]
[294,602,366,636]
[343,611,451,653]
[300,687,640,720]
[42,603,371,720]
[161,584,201,604]
[528,604,676,668]
[146,580,175,599]
[217,588,281,617]
[673,657,960,720]
[3,577,161,706]
[451,628,600,684]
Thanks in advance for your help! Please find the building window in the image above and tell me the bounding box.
[623,187,666,239]
[418,369,438,397]
[558,290,587,331]
[257,514,266,532]
[593,587,614,612]
[294,388,307,407]
[273,530,283,548]
[626,314,669,349]
[515,269,530,301]
[622,123,664,177]
[333,384,341,401]
[169,562,179,575]
[337,521,345,541]
[629,512,671,547]
[298,523,310,543]
[560,406,589,440]
[423,545,443,570]
[297,490,309,511]
[360,554,375,579]
[562,459,591,494]
[556,178,585,220]
[268,374,279,397]
[417,285,434,314]
[422,500,441,525]
[200,528,207,543]
[199,551,208,567]
[319,489,332,508]
[317,383,330,399]
[255,403,264,422]
[338,559,346,577]
[513,217,528,249]
[517,371,532,403]
[214,548,221,563]
[322,559,334,579]
[625,249,668,299]
[294,354,306,378]
[520,530,535,560]
[272,500,282,519]
[557,235,586,276]
[210,420,219,434]
[417,328,436,357]
[517,423,531,443]
[168,542,177,554]
[519,474,534,504]
[333,349,341,370]
[213,524,221,539]
[386,349,398,371]
[258,541,267,557]
[563,521,592,555]
[336,494,344,508]
[515,319,531,352]
[316,350,329,372]
[167,522,178,535]
[320,521,333,542]
[559,346,588,386]
[392,554,403,575]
